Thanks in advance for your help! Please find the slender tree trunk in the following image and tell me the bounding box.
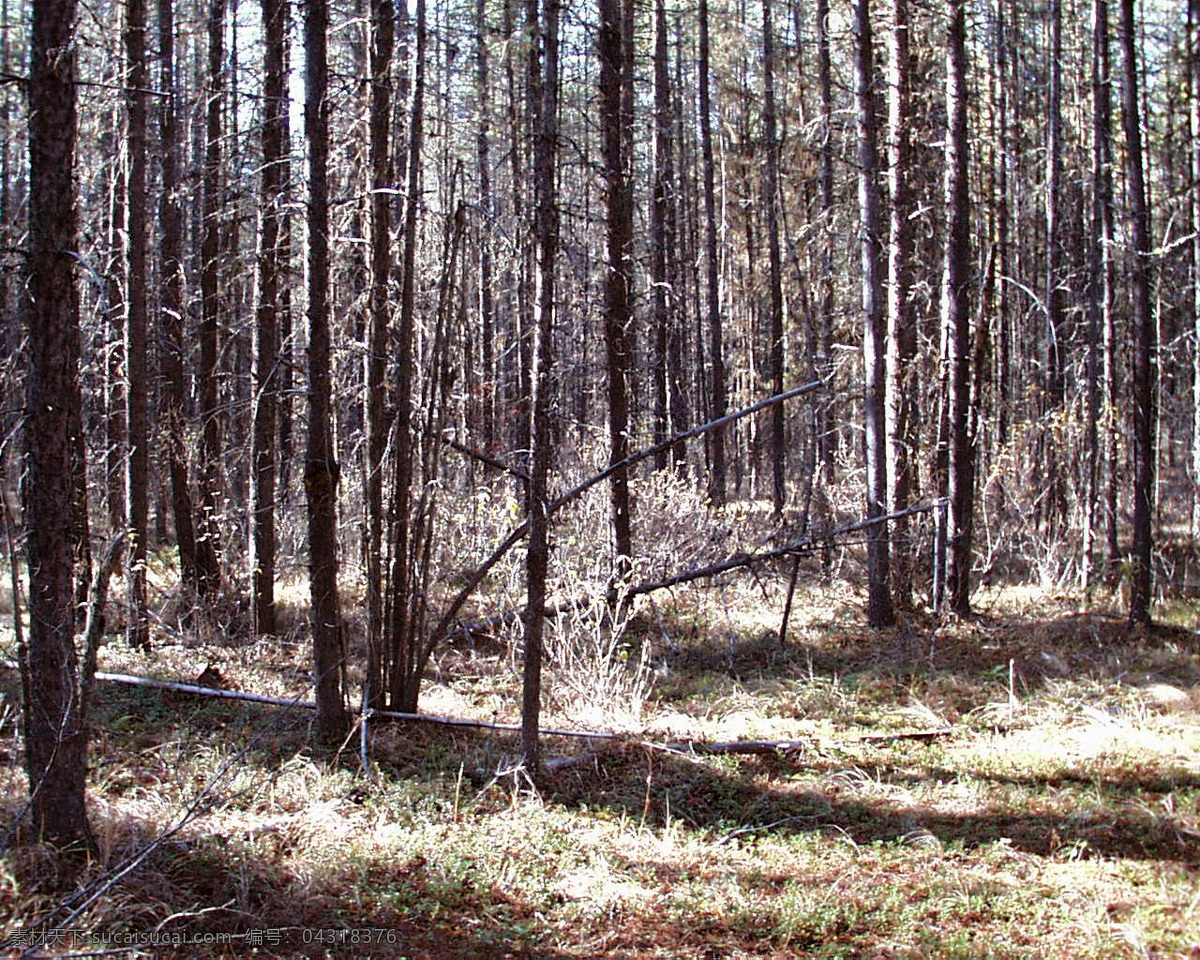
[1190,0,1200,543]
[651,0,677,471]
[251,0,286,638]
[477,0,496,457]
[885,0,916,608]
[699,0,726,506]
[944,0,974,616]
[1121,0,1155,624]
[305,0,347,740]
[388,0,425,711]
[1043,0,1066,537]
[1086,0,1115,587]
[600,0,633,572]
[197,0,225,596]
[816,0,835,490]
[763,0,786,516]
[25,0,92,849]
[854,0,894,628]
[522,0,560,778]
[123,0,149,647]
[365,0,393,705]
[157,0,200,597]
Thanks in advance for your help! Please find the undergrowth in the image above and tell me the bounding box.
[0,478,1197,959]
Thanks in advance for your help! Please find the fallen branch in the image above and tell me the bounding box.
[93,672,621,741]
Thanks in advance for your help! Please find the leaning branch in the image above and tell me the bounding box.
[446,499,944,642]
[423,380,826,660]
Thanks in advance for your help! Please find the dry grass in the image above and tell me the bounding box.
[1,485,1199,959]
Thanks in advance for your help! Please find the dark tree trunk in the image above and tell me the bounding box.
[854,0,894,628]
[365,0,393,704]
[1121,0,1155,624]
[699,0,726,506]
[600,0,633,572]
[251,0,287,637]
[1190,0,1200,543]
[477,0,496,457]
[885,0,916,609]
[522,0,560,778]
[763,0,785,516]
[157,0,200,597]
[196,0,225,597]
[305,0,347,740]
[24,0,92,848]
[1042,0,1066,536]
[1086,0,1115,586]
[815,0,836,490]
[944,0,974,616]
[651,0,681,472]
[387,0,425,711]
[124,0,149,647]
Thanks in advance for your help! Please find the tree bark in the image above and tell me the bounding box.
[698,0,726,506]
[157,0,200,598]
[1190,0,1200,544]
[1120,0,1155,624]
[885,0,916,609]
[387,0,425,710]
[522,0,560,778]
[763,0,786,517]
[305,0,347,740]
[197,0,225,597]
[943,0,974,616]
[251,0,287,638]
[1086,0,1115,586]
[25,0,92,848]
[600,0,634,573]
[365,0,393,704]
[123,0,149,647]
[854,0,894,628]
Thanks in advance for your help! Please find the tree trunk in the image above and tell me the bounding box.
[476,0,496,457]
[1086,0,1115,587]
[387,0,425,711]
[157,0,200,598]
[944,0,974,616]
[815,0,836,491]
[124,0,149,648]
[197,0,225,597]
[1042,0,1066,538]
[651,0,681,473]
[854,0,894,628]
[1190,0,1200,544]
[699,0,726,506]
[600,0,633,572]
[304,0,347,740]
[365,0,393,704]
[1121,0,1155,624]
[522,0,560,778]
[251,0,286,638]
[24,0,92,848]
[763,0,785,517]
[885,0,916,609]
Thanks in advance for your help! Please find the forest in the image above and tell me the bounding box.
[3,0,1200,953]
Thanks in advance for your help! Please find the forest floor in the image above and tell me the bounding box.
[1,526,1199,958]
